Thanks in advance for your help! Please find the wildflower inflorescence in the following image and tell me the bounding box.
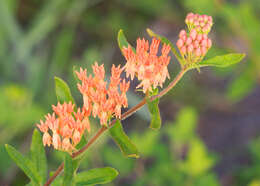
[122,38,171,93]
[37,102,90,152]
[36,13,214,152]
[37,62,130,152]
[177,13,213,64]
[76,63,129,125]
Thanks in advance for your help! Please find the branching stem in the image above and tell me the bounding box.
[44,68,187,186]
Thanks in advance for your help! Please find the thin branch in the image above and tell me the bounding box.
[44,68,187,186]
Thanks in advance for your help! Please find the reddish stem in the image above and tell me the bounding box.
[44,69,187,186]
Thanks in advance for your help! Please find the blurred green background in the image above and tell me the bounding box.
[0,0,260,185]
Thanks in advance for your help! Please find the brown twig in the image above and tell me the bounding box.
[44,69,187,186]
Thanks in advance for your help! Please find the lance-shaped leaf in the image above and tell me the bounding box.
[30,129,47,184]
[55,76,75,105]
[146,28,182,62]
[62,153,74,186]
[117,29,135,53]
[74,167,118,186]
[146,96,161,130]
[195,53,245,68]
[5,144,41,184]
[109,120,139,158]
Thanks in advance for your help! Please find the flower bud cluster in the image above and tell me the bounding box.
[37,102,90,152]
[76,63,129,126]
[122,38,171,93]
[177,13,213,64]
[185,13,213,34]
[177,29,212,63]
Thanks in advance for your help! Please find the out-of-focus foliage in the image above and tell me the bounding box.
[235,137,260,186]
[0,0,259,185]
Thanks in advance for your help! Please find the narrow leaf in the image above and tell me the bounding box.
[109,120,139,158]
[54,76,75,105]
[146,97,161,130]
[146,28,182,62]
[196,53,245,68]
[74,167,118,186]
[30,129,47,184]
[62,153,74,186]
[117,29,135,52]
[5,144,41,184]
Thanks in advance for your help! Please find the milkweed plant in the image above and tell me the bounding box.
[5,13,245,186]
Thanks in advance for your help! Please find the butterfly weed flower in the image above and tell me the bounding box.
[122,38,171,94]
[36,102,90,152]
[177,13,213,65]
[76,62,130,126]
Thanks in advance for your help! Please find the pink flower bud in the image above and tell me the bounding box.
[177,39,184,48]
[180,46,187,54]
[206,23,211,29]
[207,39,212,48]
[201,46,207,55]
[197,34,202,41]
[179,30,186,38]
[186,37,192,45]
[193,40,199,48]
[202,33,208,39]
[200,21,205,27]
[203,15,208,22]
[188,17,194,23]
[198,15,203,21]
[187,12,194,17]
[201,39,208,47]
[181,35,187,42]
[195,48,201,57]
[187,45,194,53]
[208,16,213,23]
[194,21,199,26]
[190,29,197,40]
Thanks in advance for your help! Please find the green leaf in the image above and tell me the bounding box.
[117,29,135,52]
[30,129,47,184]
[109,120,139,158]
[146,28,182,62]
[62,153,74,186]
[196,53,246,68]
[167,107,197,144]
[74,167,118,186]
[54,76,75,105]
[226,64,256,102]
[146,97,161,130]
[183,138,216,176]
[5,144,41,184]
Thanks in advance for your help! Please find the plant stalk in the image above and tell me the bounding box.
[44,68,187,186]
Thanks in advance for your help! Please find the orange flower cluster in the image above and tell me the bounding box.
[36,102,90,152]
[37,63,129,152]
[122,38,171,93]
[76,62,129,125]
